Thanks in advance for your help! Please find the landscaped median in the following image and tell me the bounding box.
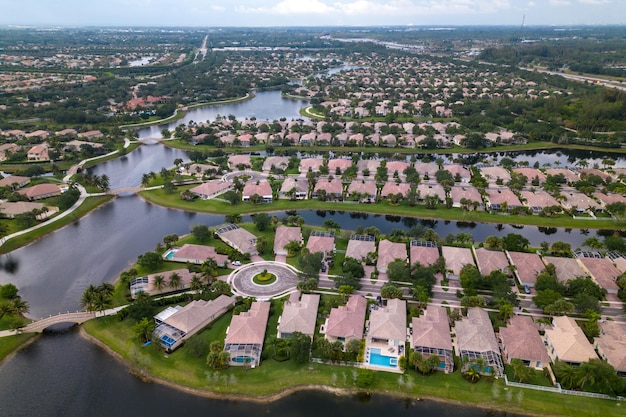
[81,315,624,417]
[138,186,626,230]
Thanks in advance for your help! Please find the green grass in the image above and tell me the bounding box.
[0,333,36,362]
[140,188,626,230]
[0,195,114,254]
[253,272,277,285]
[83,313,624,416]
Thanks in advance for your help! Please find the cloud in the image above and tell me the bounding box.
[578,0,610,5]
[237,0,334,14]
[549,0,571,5]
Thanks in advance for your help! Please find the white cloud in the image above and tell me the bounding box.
[549,0,571,5]
[578,0,610,5]
[237,0,334,14]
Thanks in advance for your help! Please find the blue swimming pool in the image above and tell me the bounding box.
[232,356,256,364]
[368,348,397,368]
[163,249,176,259]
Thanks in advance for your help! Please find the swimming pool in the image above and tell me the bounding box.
[367,348,397,368]
[163,249,177,259]
[232,355,256,364]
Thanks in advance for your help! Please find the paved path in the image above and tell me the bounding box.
[228,261,300,300]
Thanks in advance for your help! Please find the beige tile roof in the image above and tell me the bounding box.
[243,180,272,198]
[512,167,546,184]
[417,183,446,201]
[0,175,29,188]
[507,251,544,286]
[273,225,302,254]
[473,247,510,276]
[170,244,228,266]
[480,166,511,183]
[377,239,407,272]
[412,304,452,351]
[306,234,335,255]
[326,295,367,339]
[442,246,475,276]
[455,308,499,354]
[17,183,60,200]
[520,190,559,209]
[262,156,289,171]
[449,186,482,204]
[368,299,406,342]
[542,256,586,283]
[380,182,410,197]
[347,180,377,196]
[164,295,235,334]
[545,316,597,364]
[486,188,522,207]
[314,178,343,195]
[345,237,376,262]
[499,316,550,364]
[299,158,324,172]
[278,293,320,337]
[217,226,257,255]
[410,245,439,267]
[190,180,232,198]
[596,321,626,372]
[225,301,270,345]
[577,257,620,292]
[328,158,353,172]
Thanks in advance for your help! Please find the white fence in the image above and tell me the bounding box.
[503,375,624,401]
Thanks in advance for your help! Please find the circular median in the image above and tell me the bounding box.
[228,261,300,299]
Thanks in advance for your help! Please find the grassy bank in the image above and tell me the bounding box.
[83,316,623,417]
[0,333,36,363]
[140,188,625,230]
[0,195,114,254]
[80,142,142,170]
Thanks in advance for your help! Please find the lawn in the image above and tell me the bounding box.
[0,333,36,362]
[82,312,624,417]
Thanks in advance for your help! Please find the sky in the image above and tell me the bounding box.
[0,0,625,27]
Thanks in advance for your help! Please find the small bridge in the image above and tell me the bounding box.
[108,185,163,196]
[21,311,96,334]
[138,137,164,144]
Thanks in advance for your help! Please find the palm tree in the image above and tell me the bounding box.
[92,290,111,315]
[152,274,165,291]
[8,298,29,316]
[80,284,98,311]
[168,272,182,290]
[190,275,203,292]
[98,282,114,298]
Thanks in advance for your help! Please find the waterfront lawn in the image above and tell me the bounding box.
[140,188,626,230]
[0,334,36,362]
[0,195,114,254]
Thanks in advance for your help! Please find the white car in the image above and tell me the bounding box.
[232,260,242,266]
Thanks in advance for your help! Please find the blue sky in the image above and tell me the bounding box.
[1,0,624,27]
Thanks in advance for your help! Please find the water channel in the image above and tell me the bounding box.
[0,89,618,417]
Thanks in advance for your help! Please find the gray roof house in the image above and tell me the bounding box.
[278,292,320,339]
[454,307,504,376]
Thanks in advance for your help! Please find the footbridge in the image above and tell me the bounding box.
[107,185,163,196]
[20,311,95,334]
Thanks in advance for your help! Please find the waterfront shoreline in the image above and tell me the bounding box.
[79,327,558,417]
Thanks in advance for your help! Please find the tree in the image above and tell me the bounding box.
[533,289,564,309]
[284,240,302,257]
[544,298,575,316]
[0,283,19,299]
[189,275,203,292]
[550,241,572,256]
[210,280,231,295]
[137,252,163,272]
[459,264,483,296]
[381,283,403,299]
[152,275,165,291]
[387,260,410,282]
[510,358,532,383]
[133,317,155,343]
[290,332,312,365]
[484,235,504,250]
[252,213,271,231]
[168,272,182,290]
[503,233,530,252]
[191,224,211,242]
[342,257,365,278]
[296,277,318,293]
[298,249,324,280]
[206,341,229,370]
[163,234,179,248]
[224,213,242,224]
[256,237,269,255]
[322,219,340,232]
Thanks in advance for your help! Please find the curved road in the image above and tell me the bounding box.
[228,261,300,299]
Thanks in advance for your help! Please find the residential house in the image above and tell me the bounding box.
[321,295,367,345]
[153,295,235,351]
[409,241,440,267]
[542,256,587,284]
[485,188,521,212]
[345,235,376,263]
[499,315,550,369]
[442,246,475,280]
[443,164,471,183]
[215,224,258,256]
[520,190,560,213]
[376,239,407,274]
[417,183,446,202]
[512,167,546,185]
[577,257,621,294]
[380,182,410,199]
[299,158,324,173]
[164,244,228,267]
[279,176,308,200]
[224,301,271,367]
[365,299,406,371]
[189,180,233,200]
[454,307,504,376]
[129,269,196,298]
[0,175,30,189]
[449,186,483,209]
[262,156,289,172]
[242,180,273,203]
[0,143,20,161]
[559,191,602,213]
[227,155,251,170]
[506,251,544,288]
[277,292,320,339]
[313,178,343,201]
[479,166,511,184]
[347,180,377,202]
[306,231,335,260]
[595,321,626,376]
[0,201,58,219]
[544,316,597,365]
[545,168,579,184]
[473,247,510,276]
[27,144,49,161]
[411,304,454,373]
[273,225,302,256]
[18,183,61,201]
[328,158,352,174]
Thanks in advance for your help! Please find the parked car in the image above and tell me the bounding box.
[523,284,531,294]
[232,260,242,266]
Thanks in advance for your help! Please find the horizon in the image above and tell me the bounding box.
[1,0,625,27]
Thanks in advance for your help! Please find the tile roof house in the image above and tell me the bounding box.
[485,188,522,212]
[262,156,289,172]
[417,183,446,202]
[479,166,511,184]
[279,176,308,200]
[409,243,440,267]
[0,143,20,161]
[595,321,626,376]
[0,201,58,219]
[380,182,410,198]
[542,256,587,284]
[153,294,235,351]
[312,178,343,200]
[545,168,579,184]
[242,180,273,203]
[306,231,335,259]
[443,164,471,183]
[345,235,377,263]
[225,301,271,367]
[322,295,367,345]
[386,161,409,176]
[165,244,229,267]
[512,168,546,184]
[273,225,303,256]
[520,190,560,213]
[442,246,475,280]
[347,180,377,201]
[18,183,61,201]
[27,144,49,161]
[215,224,258,256]
[473,247,510,276]
[577,257,621,294]
[411,304,454,373]
[189,180,233,200]
[544,316,597,365]
[328,158,353,174]
[593,192,626,208]
[376,239,407,274]
[129,269,197,298]
[506,251,544,287]
[449,186,483,209]
[365,299,406,371]
[278,292,320,338]
[299,158,324,173]
[0,175,30,189]
[454,307,504,376]
[559,191,602,213]
[227,154,252,170]
[499,315,550,369]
